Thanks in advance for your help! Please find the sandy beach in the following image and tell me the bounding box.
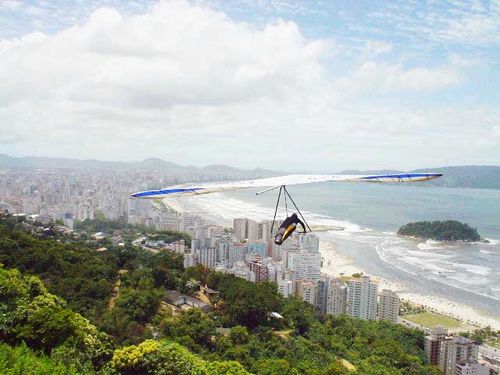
[320,240,500,330]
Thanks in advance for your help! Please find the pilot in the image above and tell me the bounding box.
[274,213,306,245]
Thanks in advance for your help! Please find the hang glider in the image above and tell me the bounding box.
[130,172,442,200]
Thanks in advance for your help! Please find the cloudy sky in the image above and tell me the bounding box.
[0,0,499,171]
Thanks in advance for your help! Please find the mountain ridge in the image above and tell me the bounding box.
[1,154,499,189]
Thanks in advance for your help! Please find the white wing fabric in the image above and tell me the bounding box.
[131,173,442,199]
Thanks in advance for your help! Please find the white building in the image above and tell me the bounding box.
[259,221,271,242]
[227,261,256,282]
[296,279,317,306]
[287,251,321,281]
[378,289,399,323]
[440,336,480,375]
[298,233,320,253]
[456,362,489,375]
[326,278,347,317]
[278,280,294,298]
[196,247,217,268]
[246,219,260,241]
[233,218,247,240]
[347,276,378,321]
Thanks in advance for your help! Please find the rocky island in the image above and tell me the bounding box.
[397,220,482,242]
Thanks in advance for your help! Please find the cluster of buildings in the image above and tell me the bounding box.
[425,327,491,375]
[0,169,185,230]
[171,216,400,323]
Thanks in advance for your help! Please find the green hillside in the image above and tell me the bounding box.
[0,215,440,374]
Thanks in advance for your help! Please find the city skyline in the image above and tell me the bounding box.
[1,0,499,170]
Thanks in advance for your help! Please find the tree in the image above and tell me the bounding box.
[282,297,315,335]
[111,339,251,375]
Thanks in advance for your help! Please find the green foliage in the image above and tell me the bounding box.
[206,360,250,374]
[0,220,441,374]
[148,231,191,246]
[0,264,113,369]
[0,224,118,320]
[74,217,138,235]
[397,220,480,241]
[207,272,283,329]
[281,297,315,335]
[110,339,250,375]
[0,342,93,375]
[74,217,191,244]
[252,359,299,375]
[160,308,217,352]
[460,326,500,347]
[115,271,163,323]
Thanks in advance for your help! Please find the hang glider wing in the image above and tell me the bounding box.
[131,172,442,200]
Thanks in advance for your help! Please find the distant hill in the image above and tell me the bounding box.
[0,154,277,180]
[1,154,499,189]
[340,165,500,190]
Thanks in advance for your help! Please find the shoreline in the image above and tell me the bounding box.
[319,240,500,330]
[169,195,500,330]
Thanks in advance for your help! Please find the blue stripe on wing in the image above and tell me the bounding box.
[131,187,203,198]
[360,173,442,180]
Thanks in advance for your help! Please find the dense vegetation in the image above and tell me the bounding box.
[397,220,481,242]
[74,214,191,244]
[0,215,441,374]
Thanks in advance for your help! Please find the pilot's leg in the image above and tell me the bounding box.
[280,223,297,244]
[274,226,286,245]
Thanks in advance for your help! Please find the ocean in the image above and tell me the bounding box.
[174,182,500,323]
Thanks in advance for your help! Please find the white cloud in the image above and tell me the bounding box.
[0,0,22,10]
[336,61,462,94]
[365,40,393,55]
[494,126,500,140]
[0,0,497,169]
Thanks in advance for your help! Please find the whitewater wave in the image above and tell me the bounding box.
[484,238,500,245]
[417,239,445,250]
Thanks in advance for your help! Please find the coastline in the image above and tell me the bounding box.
[319,240,500,330]
[168,194,500,331]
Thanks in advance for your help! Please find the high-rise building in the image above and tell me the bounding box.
[248,257,269,282]
[296,279,317,306]
[228,244,247,264]
[233,218,247,240]
[326,278,347,317]
[217,235,233,264]
[378,289,399,323]
[247,241,267,257]
[259,221,271,242]
[439,336,480,375]
[347,276,378,320]
[298,233,320,253]
[287,251,322,281]
[196,247,217,268]
[246,219,260,241]
[278,280,294,298]
[316,275,330,314]
[425,326,449,365]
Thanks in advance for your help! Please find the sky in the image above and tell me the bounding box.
[0,0,499,171]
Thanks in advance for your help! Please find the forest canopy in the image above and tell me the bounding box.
[397,220,481,242]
